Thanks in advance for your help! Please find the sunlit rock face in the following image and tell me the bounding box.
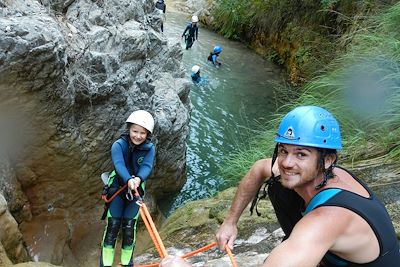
[0,0,191,265]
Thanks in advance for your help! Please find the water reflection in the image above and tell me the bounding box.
[161,12,286,214]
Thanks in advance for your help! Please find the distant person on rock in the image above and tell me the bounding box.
[182,15,199,50]
[99,110,156,267]
[214,106,400,267]
[207,45,222,67]
[155,0,166,32]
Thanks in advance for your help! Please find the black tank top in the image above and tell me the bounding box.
[304,168,400,266]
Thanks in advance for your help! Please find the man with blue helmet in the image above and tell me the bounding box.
[215,106,400,267]
[207,45,222,67]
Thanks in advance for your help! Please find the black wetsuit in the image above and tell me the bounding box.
[155,0,166,13]
[191,72,201,83]
[207,52,221,66]
[304,168,400,266]
[182,23,198,50]
[155,0,166,32]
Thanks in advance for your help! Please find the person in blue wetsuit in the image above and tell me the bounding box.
[213,106,400,267]
[182,15,199,50]
[100,110,156,267]
[190,65,202,84]
[207,45,222,67]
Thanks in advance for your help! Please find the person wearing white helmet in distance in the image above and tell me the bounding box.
[182,15,199,50]
[190,65,202,83]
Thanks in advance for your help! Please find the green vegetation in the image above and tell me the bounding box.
[211,0,397,84]
[220,2,400,181]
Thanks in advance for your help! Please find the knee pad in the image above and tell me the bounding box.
[101,217,121,267]
[103,217,121,247]
[120,219,136,266]
[121,219,136,249]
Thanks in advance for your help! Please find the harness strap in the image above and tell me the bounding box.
[100,183,128,220]
[250,144,279,216]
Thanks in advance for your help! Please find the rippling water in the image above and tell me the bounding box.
[161,12,286,214]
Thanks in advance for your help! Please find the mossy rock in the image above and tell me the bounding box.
[158,186,281,251]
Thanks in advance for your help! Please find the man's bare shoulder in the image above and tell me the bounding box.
[252,158,273,177]
[263,208,343,267]
[296,205,352,241]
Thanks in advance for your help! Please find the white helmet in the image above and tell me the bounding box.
[191,65,200,73]
[191,15,199,23]
[126,110,155,133]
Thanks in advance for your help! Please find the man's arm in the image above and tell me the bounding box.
[216,158,272,250]
[261,207,347,267]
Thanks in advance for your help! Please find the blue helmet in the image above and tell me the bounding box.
[213,45,222,54]
[275,106,342,149]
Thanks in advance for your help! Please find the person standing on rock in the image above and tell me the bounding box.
[100,110,156,267]
[182,15,199,50]
[214,106,400,267]
[155,0,166,32]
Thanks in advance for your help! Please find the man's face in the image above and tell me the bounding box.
[277,143,321,190]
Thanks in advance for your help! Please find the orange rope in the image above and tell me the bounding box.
[135,242,239,267]
[101,184,128,203]
[139,207,164,258]
[106,188,238,267]
[225,246,239,267]
[181,241,217,259]
[135,242,217,267]
[140,202,168,258]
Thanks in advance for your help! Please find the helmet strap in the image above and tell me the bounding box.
[249,144,279,216]
[315,172,328,190]
[315,150,337,190]
[270,143,279,182]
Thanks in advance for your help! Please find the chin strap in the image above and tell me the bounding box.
[315,150,337,190]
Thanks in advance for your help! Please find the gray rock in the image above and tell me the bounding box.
[0,0,191,265]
